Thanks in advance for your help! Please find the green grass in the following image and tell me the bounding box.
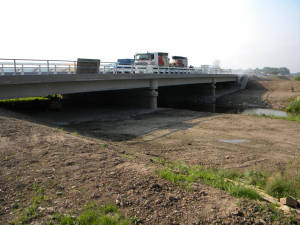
[154,158,300,200]
[0,96,49,103]
[52,203,131,225]
[123,153,135,160]
[286,96,300,114]
[72,132,79,136]
[154,158,261,200]
[14,202,132,225]
[294,75,300,81]
[14,203,40,225]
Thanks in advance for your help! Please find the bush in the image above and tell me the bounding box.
[286,96,300,114]
[294,76,300,81]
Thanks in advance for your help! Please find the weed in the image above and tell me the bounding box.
[5,156,8,160]
[0,96,49,103]
[32,196,42,204]
[32,183,43,194]
[155,160,261,200]
[53,203,131,225]
[130,215,141,224]
[286,97,295,103]
[123,153,135,160]
[14,203,40,224]
[100,143,107,148]
[48,180,57,187]
[157,157,300,201]
[72,132,79,136]
[54,127,63,132]
[294,75,300,81]
[286,96,300,114]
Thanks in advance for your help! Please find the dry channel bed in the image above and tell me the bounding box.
[1,76,300,224]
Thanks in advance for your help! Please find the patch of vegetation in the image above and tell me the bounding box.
[123,153,135,160]
[100,143,107,148]
[154,157,300,200]
[52,203,132,225]
[53,127,63,132]
[286,96,300,114]
[32,183,43,194]
[294,75,300,81]
[0,96,49,103]
[72,132,79,136]
[13,203,40,224]
[154,158,261,200]
[285,97,295,103]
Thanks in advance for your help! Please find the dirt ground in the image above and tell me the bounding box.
[1,75,300,224]
[217,75,300,109]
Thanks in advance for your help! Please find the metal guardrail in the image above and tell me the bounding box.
[0,58,240,76]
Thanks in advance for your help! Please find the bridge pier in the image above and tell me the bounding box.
[149,79,158,109]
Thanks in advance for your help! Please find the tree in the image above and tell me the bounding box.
[278,67,290,75]
[212,59,221,68]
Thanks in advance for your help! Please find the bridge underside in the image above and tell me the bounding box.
[0,73,239,109]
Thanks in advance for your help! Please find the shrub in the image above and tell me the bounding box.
[286,96,300,114]
[294,75,300,81]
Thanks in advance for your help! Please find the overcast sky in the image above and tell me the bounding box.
[1,0,300,72]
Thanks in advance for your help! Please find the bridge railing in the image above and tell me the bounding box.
[0,58,239,76]
[0,58,77,75]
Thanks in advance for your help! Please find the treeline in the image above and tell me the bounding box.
[246,67,290,75]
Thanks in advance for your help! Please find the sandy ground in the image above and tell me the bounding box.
[1,75,300,224]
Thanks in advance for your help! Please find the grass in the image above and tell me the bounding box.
[14,203,40,225]
[294,75,300,81]
[154,158,261,200]
[13,198,133,225]
[253,113,300,123]
[53,127,63,132]
[154,157,300,200]
[123,153,135,160]
[0,96,49,103]
[286,96,300,114]
[52,203,132,225]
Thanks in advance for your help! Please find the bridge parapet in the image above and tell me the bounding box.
[0,58,243,76]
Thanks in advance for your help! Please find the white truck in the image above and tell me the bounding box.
[134,52,191,73]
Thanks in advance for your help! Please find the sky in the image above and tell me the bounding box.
[1,0,300,73]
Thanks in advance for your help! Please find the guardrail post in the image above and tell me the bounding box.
[14,59,17,75]
[122,66,124,74]
[74,62,76,74]
[68,65,71,74]
[131,65,133,74]
[47,60,49,75]
[54,65,57,74]
[1,64,4,75]
[38,65,41,75]
[21,65,24,75]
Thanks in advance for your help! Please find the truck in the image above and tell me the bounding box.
[170,56,188,68]
[134,52,169,67]
[134,52,190,73]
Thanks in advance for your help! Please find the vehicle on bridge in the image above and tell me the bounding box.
[170,56,188,68]
[134,52,193,74]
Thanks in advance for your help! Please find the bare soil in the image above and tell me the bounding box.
[1,75,300,224]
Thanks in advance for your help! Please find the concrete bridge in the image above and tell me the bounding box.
[0,58,244,109]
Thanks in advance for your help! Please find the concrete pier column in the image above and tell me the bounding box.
[211,77,216,96]
[149,79,158,109]
[210,84,216,96]
[149,89,158,109]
